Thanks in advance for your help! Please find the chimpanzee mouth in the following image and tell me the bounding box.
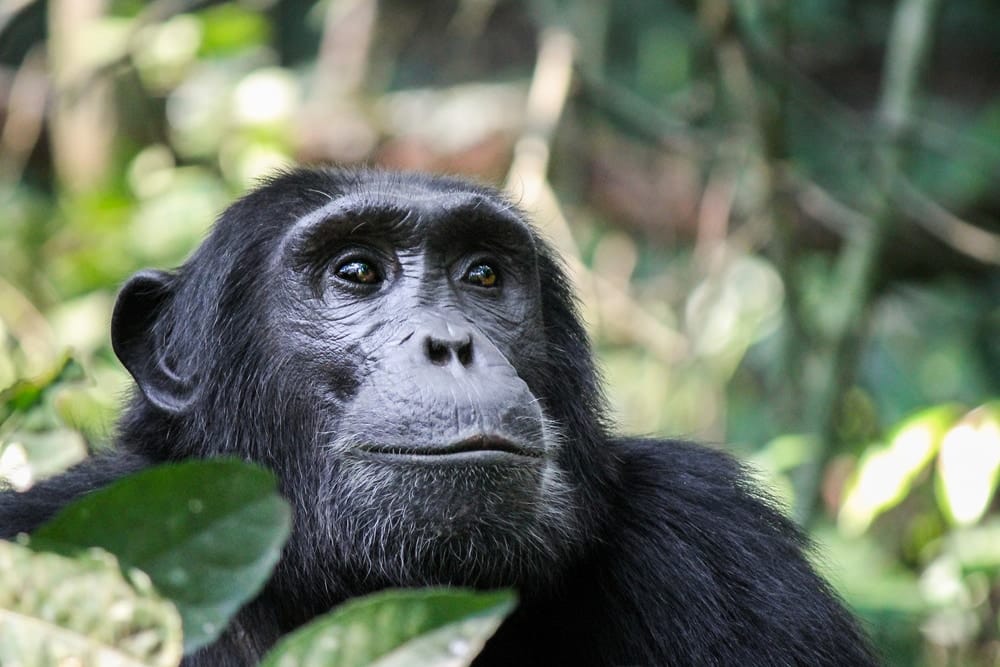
[356,435,543,462]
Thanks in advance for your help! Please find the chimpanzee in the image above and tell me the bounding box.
[0,168,877,666]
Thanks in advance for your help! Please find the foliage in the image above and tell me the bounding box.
[261,589,514,667]
[33,460,293,653]
[0,539,183,667]
[0,461,513,666]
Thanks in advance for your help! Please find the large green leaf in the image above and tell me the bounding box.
[0,539,183,667]
[261,588,515,667]
[32,459,292,653]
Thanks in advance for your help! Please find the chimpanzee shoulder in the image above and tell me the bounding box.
[474,437,876,666]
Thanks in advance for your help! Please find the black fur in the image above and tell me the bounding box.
[0,168,877,666]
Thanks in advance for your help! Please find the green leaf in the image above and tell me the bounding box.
[261,588,516,667]
[935,403,1000,526]
[198,4,271,57]
[838,404,961,536]
[0,427,88,489]
[0,539,182,667]
[0,356,85,422]
[943,518,1000,573]
[32,459,292,653]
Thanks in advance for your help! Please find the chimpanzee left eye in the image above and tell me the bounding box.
[335,260,381,285]
[464,263,499,288]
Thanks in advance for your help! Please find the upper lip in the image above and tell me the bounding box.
[359,435,541,458]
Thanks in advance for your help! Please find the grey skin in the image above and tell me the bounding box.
[258,189,584,586]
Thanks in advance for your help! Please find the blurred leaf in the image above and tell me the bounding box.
[749,434,821,511]
[167,63,239,158]
[47,190,135,297]
[260,588,515,667]
[839,404,961,536]
[0,540,182,667]
[918,555,980,647]
[198,4,270,57]
[944,519,1000,573]
[684,253,784,369]
[813,525,923,611]
[133,15,203,93]
[1,356,94,486]
[47,291,116,356]
[0,428,88,490]
[910,102,1000,206]
[0,356,85,422]
[935,403,1000,526]
[811,524,925,666]
[752,433,818,473]
[128,168,228,265]
[53,372,126,447]
[33,460,292,653]
[863,285,995,423]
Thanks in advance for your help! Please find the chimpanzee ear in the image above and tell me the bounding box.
[111,269,196,414]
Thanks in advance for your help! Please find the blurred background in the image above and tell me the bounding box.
[0,0,998,664]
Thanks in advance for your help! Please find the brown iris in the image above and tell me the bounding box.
[335,260,380,284]
[465,263,498,287]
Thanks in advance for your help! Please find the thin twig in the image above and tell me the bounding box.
[0,47,47,183]
[574,67,707,156]
[533,181,689,364]
[505,26,576,218]
[894,177,1000,265]
[784,171,868,238]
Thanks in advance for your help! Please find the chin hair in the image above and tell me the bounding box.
[315,447,583,589]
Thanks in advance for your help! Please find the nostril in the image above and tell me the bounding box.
[456,338,473,367]
[426,339,449,365]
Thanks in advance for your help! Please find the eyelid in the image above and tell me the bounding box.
[329,243,390,268]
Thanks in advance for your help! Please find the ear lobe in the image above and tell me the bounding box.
[111,269,196,414]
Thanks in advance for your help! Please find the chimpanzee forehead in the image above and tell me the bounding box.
[283,180,535,249]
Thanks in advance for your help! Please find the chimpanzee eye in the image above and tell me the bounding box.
[464,263,499,288]
[335,260,381,285]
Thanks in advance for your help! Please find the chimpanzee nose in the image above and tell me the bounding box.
[423,331,474,367]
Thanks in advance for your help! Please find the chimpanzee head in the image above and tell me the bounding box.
[111,169,612,593]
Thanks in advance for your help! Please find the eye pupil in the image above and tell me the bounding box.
[336,260,379,284]
[467,263,498,287]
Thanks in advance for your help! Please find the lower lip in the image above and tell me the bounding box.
[354,449,541,465]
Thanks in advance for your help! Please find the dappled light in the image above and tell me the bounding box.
[937,408,1000,526]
